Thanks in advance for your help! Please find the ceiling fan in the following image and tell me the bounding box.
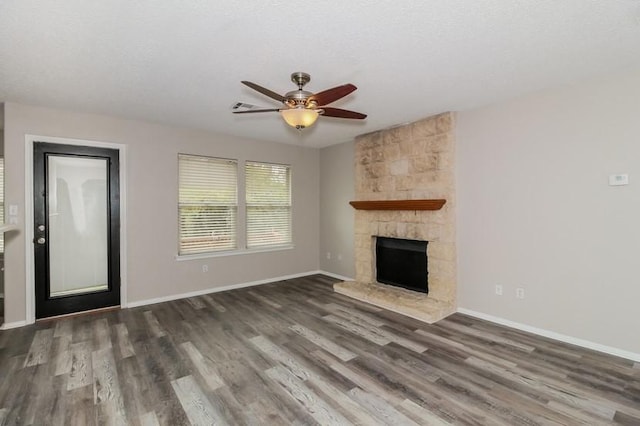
[233,72,367,129]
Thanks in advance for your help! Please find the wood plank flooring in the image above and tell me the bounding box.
[0,274,639,425]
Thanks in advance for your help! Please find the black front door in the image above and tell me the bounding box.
[34,142,120,319]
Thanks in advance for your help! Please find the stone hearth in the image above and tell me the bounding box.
[335,112,457,323]
[334,281,454,324]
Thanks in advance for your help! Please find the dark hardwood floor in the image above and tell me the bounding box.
[0,274,639,425]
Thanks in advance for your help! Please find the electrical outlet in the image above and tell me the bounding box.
[516,288,525,299]
[495,284,503,296]
[202,265,209,273]
[326,252,331,260]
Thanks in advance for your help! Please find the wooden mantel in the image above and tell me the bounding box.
[349,199,446,211]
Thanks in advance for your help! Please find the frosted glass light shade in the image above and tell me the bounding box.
[281,108,319,129]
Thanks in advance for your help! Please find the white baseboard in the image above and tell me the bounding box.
[317,270,354,282]
[126,270,321,308]
[1,320,29,330]
[457,308,640,363]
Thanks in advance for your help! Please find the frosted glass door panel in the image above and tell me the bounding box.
[48,156,109,297]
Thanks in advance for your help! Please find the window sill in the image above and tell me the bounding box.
[175,244,295,261]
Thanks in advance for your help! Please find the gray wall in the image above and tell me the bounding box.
[457,69,640,354]
[319,141,355,279]
[3,102,320,324]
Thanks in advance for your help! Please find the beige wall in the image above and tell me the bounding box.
[3,103,320,324]
[457,70,640,354]
[319,141,355,278]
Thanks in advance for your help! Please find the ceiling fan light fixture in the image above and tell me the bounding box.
[235,72,366,127]
[281,107,319,129]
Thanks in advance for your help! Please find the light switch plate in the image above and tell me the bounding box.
[9,205,18,215]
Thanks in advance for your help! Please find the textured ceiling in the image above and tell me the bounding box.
[1,1,639,148]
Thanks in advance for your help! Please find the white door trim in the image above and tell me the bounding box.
[24,134,128,324]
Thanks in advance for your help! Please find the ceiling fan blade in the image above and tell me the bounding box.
[308,84,357,107]
[233,108,281,114]
[241,81,286,102]
[320,107,367,120]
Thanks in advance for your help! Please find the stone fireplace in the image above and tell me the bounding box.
[334,112,456,323]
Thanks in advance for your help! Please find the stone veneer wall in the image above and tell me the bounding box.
[354,112,456,305]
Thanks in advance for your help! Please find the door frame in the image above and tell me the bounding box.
[24,135,127,324]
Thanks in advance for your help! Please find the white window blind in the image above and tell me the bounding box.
[0,158,4,253]
[245,161,292,248]
[178,154,237,255]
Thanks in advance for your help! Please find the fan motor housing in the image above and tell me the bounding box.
[284,89,314,107]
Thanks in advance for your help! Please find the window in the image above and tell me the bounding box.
[178,154,237,255]
[177,155,292,257]
[245,161,292,248]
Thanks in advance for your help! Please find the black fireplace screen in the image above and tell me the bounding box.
[375,237,428,293]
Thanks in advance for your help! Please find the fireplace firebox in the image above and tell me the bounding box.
[375,237,428,293]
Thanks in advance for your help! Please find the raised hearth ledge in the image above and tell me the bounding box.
[349,199,446,211]
[334,281,455,324]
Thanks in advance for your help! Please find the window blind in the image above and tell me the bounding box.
[245,161,291,248]
[178,154,237,254]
